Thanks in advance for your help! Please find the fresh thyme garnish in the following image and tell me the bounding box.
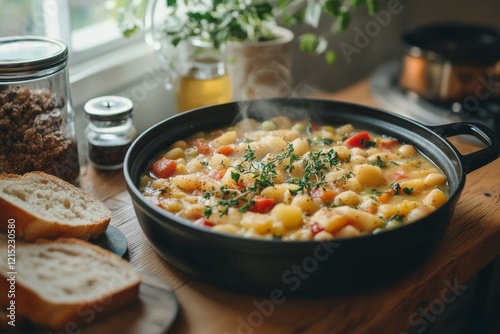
[403,187,414,195]
[204,142,340,217]
[372,155,387,168]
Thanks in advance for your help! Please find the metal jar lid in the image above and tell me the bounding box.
[0,36,68,81]
[84,96,134,122]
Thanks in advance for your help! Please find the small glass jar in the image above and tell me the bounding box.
[174,38,232,113]
[84,96,136,171]
[0,36,80,184]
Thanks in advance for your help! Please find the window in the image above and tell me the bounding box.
[0,0,139,63]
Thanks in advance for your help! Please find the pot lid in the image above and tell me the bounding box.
[0,36,68,79]
[402,23,500,65]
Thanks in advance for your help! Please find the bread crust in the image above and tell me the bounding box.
[0,172,111,241]
[0,238,141,331]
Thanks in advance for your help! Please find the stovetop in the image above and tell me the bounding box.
[370,62,500,135]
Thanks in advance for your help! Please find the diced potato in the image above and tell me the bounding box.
[332,146,350,160]
[288,229,313,241]
[399,144,417,157]
[423,189,447,208]
[160,199,183,213]
[334,190,361,207]
[398,200,421,215]
[163,147,184,160]
[262,135,288,153]
[150,178,168,190]
[291,137,310,156]
[290,194,319,215]
[241,212,273,235]
[424,173,446,187]
[170,140,188,150]
[407,205,435,222]
[336,124,354,135]
[345,178,363,192]
[209,153,231,170]
[187,158,205,173]
[270,116,293,129]
[271,203,303,229]
[335,225,361,238]
[261,184,300,202]
[334,206,383,231]
[180,204,205,219]
[212,224,239,234]
[271,221,285,236]
[310,207,350,233]
[313,230,335,240]
[171,175,202,191]
[400,179,426,195]
[210,130,236,148]
[354,164,386,187]
[377,204,399,219]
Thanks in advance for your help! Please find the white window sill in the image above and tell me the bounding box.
[69,37,157,108]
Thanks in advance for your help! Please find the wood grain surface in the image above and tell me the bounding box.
[75,81,500,334]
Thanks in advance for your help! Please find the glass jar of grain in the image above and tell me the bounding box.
[0,36,80,184]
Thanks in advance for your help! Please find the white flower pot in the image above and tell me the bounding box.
[227,27,294,101]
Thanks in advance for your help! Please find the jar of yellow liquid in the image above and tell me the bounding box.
[175,39,232,113]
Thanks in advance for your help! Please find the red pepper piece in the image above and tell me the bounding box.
[149,157,177,178]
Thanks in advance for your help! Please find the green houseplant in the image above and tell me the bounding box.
[115,0,377,64]
[112,0,376,108]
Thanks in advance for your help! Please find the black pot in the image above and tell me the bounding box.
[124,98,500,296]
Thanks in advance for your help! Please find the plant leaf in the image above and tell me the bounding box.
[324,0,342,17]
[325,50,336,64]
[304,1,322,28]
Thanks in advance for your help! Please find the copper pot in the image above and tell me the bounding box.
[399,23,500,102]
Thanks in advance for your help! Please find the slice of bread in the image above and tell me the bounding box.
[0,238,141,330]
[0,172,111,241]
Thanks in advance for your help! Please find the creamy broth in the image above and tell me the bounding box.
[140,116,449,241]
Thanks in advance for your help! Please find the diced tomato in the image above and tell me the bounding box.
[215,145,234,156]
[344,131,372,148]
[310,222,325,236]
[193,140,212,155]
[377,138,400,148]
[194,218,215,228]
[249,196,275,214]
[209,169,227,180]
[149,157,177,179]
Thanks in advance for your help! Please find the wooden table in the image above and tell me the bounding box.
[79,80,500,334]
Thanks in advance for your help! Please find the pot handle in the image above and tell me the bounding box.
[428,122,500,174]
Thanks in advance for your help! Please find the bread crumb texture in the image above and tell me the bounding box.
[0,241,138,304]
[0,173,109,226]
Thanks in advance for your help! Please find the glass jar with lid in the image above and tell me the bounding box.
[174,38,233,113]
[84,96,136,171]
[0,36,80,184]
